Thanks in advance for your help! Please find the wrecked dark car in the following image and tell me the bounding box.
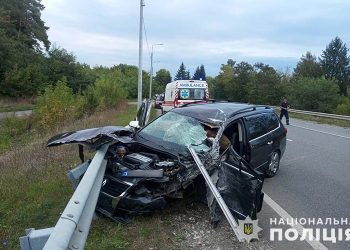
[48,101,274,225]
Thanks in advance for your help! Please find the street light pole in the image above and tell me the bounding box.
[137,0,145,110]
[149,43,163,100]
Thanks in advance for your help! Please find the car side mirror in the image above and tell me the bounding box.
[129,120,140,129]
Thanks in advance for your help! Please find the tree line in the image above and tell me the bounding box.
[172,38,350,115]
[206,37,350,114]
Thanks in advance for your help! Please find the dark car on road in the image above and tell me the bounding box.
[154,94,164,109]
[47,101,286,225]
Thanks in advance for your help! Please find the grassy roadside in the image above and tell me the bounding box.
[0,105,173,250]
[288,112,350,128]
[0,117,31,153]
[273,109,350,128]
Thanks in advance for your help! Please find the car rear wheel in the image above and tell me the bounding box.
[266,150,280,177]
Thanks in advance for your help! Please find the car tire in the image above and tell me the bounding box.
[265,150,280,178]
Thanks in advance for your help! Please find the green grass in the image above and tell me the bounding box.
[0,117,31,153]
[0,164,74,248]
[0,104,179,250]
[289,112,350,128]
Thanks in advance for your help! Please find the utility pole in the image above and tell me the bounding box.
[149,43,163,99]
[137,0,145,110]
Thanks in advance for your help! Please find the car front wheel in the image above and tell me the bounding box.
[266,151,280,177]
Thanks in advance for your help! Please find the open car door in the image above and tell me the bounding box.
[136,99,152,127]
[190,144,264,222]
[220,145,264,220]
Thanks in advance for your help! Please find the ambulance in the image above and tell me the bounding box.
[162,80,209,113]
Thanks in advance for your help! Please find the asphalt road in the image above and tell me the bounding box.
[258,118,350,249]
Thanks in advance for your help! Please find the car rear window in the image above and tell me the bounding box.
[245,113,279,140]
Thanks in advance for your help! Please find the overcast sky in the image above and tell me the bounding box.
[41,0,350,77]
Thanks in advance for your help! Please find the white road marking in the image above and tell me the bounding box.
[264,193,328,250]
[287,139,293,142]
[291,124,350,140]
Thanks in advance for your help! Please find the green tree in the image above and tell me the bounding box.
[0,5,51,97]
[34,80,79,130]
[212,60,254,102]
[199,64,206,80]
[154,69,171,85]
[229,61,254,102]
[247,63,283,105]
[335,97,350,115]
[294,52,323,78]
[47,46,94,93]
[212,62,234,99]
[192,66,201,80]
[227,59,236,67]
[206,76,214,98]
[88,73,128,110]
[192,65,206,80]
[1,0,50,50]
[111,64,141,99]
[320,37,350,96]
[174,62,188,80]
[288,77,339,112]
[153,69,171,94]
[185,70,190,80]
[0,31,49,97]
[3,61,47,97]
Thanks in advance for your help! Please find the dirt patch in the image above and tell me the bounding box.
[157,197,273,250]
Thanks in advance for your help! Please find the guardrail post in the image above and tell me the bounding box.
[20,228,53,250]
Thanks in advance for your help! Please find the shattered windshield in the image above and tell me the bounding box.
[138,112,209,153]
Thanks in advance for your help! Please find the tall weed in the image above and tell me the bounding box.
[34,80,82,131]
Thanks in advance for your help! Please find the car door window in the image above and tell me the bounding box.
[266,113,279,132]
[245,114,267,140]
[245,113,279,140]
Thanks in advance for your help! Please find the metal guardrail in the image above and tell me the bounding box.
[20,144,109,250]
[272,106,350,121]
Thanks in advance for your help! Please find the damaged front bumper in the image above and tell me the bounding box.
[67,142,264,226]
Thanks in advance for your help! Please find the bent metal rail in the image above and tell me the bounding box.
[19,145,109,250]
[19,144,245,249]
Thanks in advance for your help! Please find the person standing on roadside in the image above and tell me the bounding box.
[280,97,290,125]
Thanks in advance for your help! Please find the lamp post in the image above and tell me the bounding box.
[149,43,163,99]
[137,0,145,110]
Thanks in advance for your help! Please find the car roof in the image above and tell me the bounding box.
[171,102,273,126]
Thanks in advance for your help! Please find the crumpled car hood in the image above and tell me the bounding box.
[47,126,133,148]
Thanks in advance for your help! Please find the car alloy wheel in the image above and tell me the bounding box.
[266,151,280,177]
